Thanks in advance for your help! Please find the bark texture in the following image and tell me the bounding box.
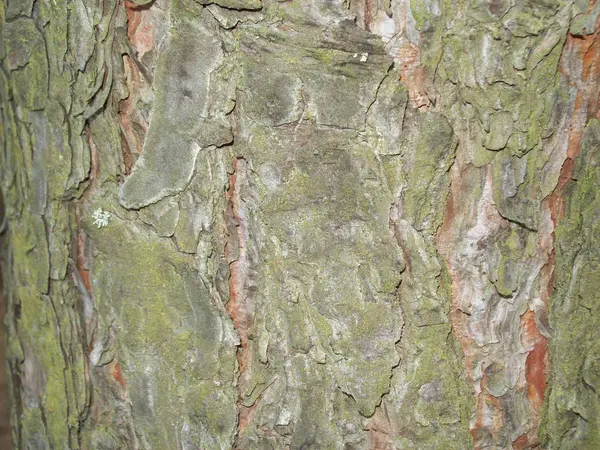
[1,0,599,448]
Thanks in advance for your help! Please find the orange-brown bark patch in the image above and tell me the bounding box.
[125,1,155,59]
[520,310,548,416]
[225,158,254,444]
[366,405,394,450]
[110,361,127,400]
[512,433,530,450]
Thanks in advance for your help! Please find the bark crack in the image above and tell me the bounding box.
[224,156,254,447]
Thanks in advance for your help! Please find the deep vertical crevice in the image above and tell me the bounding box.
[224,156,254,447]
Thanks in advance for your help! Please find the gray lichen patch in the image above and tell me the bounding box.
[137,196,180,237]
[235,16,392,131]
[484,111,514,151]
[119,133,201,209]
[119,8,229,209]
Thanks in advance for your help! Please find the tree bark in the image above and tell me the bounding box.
[1,0,599,448]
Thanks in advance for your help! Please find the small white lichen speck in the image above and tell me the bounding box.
[360,52,369,62]
[92,208,111,228]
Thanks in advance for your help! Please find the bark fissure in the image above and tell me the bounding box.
[225,156,255,446]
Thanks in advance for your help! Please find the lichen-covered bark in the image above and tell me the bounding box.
[1,0,599,449]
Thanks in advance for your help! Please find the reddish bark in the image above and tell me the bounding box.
[110,361,127,400]
[225,158,254,444]
[366,405,394,450]
[125,1,156,58]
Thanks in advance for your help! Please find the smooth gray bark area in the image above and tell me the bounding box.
[1,0,599,449]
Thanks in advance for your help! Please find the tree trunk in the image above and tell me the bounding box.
[1,0,599,448]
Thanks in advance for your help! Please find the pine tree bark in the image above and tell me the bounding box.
[1,0,599,448]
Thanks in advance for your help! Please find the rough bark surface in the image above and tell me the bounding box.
[1,0,599,449]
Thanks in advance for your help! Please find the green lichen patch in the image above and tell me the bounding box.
[399,110,457,232]
[87,213,237,447]
[2,18,48,110]
[11,212,50,293]
[14,286,70,449]
[386,323,473,449]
